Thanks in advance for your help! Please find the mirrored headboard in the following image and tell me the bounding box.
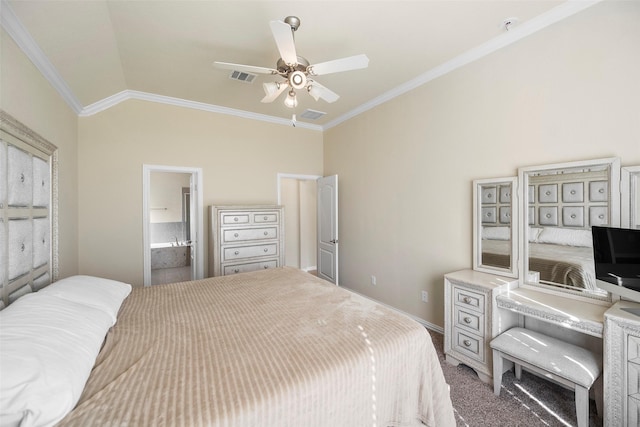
[0,110,58,309]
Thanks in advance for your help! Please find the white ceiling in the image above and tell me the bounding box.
[5,0,596,129]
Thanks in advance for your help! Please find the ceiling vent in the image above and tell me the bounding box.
[299,109,326,120]
[229,70,256,84]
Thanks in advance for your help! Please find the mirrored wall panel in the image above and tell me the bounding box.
[518,158,620,300]
[622,166,640,229]
[473,177,518,278]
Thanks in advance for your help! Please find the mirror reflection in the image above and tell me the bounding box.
[520,158,620,298]
[622,166,640,229]
[473,178,517,278]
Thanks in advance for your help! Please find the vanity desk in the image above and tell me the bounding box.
[496,287,608,339]
[445,269,640,427]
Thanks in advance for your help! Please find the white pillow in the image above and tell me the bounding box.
[482,226,510,241]
[529,226,543,243]
[38,275,131,324]
[536,227,593,247]
[0,293,114,427]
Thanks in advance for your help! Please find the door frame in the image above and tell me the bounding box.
[142,164,204,286]
[277,173,322,272]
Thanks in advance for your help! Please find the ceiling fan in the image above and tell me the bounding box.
[213,16,369,109]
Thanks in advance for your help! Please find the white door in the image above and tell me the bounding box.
[317,175,338,285]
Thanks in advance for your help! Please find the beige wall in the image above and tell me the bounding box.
[281,177,317,270]
[150,172,190,223]
[0,29,79,279]
[323,1,640,329]
[77,100,323,285]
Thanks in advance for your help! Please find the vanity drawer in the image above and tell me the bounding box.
[224,260,278,275]
[223,243,277,261]
[223,227,278,242]
[453,328,484,363]
[455,306,484,335]
[253,212,279,224]
[221,213,250,225]
[453,287,485,313]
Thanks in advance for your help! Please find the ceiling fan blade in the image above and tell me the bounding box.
[307,54,369,76]
[261,81,289,103]
[213,61,278,75]
[269,20,297,66]
[307,80,340,103]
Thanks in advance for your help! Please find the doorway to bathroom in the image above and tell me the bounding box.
[278,173,320,274]
[142,165,204,286]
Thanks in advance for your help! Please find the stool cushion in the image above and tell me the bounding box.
[490,327,602,388]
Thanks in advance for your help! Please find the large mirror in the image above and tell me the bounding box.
[622,166,640,229]
[472,177,518,278]
[518,157,620,300]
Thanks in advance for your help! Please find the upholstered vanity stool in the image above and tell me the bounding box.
[490,327,602,427]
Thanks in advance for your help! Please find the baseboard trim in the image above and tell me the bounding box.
[344,287,444,335]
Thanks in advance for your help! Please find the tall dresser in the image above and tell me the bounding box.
[209,205,285,277]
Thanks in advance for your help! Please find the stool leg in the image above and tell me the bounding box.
[514,363,522,380]
[492,349,503,396]
[575,385,589,427]
[593,376,603,417]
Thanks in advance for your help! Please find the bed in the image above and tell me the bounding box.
[1,267,455,427]
[481,226,597,290]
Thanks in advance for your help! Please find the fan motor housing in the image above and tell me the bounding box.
[277,56,309,73]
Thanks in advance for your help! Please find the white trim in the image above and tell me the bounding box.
[322,0,603,130]
[276,172,322,204]
[346,287,444,334]
[142,164,204,286]
[80,90,323,131]
[2,0,602,130]
[0,0,83,114]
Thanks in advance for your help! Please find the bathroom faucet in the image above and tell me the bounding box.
[175,236,179,246]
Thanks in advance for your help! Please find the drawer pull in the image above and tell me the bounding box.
[264,216,268,220]
[463,317,472,324]
[234,233,239,237]
[463,296,471,304]
[234,250,240,255]
[463,340,471,347]
[264,231,268,236]
[234,268,240,273]
[234,217,239,222]
[263,248,268,252]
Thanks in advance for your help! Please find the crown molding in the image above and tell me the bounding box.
[80,90,322,131]
[323,0,603,130]
[3,0,601,132]
[0,0,83,114]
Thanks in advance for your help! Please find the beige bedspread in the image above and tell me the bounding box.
[59,267,454,427]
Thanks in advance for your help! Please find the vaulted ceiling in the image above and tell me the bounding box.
[5,1,595,129]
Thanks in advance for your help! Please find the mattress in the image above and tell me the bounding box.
[58,267,455,426]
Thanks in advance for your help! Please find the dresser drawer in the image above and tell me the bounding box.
[223,243,277,261]
[224,260,278,275]
[253,212,279,224]
[453,286,485,313]
[221,213,250,225]
[453,327,484,363]
[455,306,484,335]
[223,227,278,243]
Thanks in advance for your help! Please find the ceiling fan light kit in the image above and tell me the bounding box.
[214,15,368,113]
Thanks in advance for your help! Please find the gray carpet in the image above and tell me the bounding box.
[429,332,602,427]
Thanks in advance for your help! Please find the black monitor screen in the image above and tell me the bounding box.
[592,226,640,290]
